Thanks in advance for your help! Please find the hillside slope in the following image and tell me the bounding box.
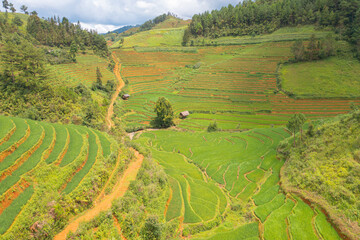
[0,115,127,239]
[279,110,360,239]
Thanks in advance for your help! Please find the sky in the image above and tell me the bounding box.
[8,0,240,33]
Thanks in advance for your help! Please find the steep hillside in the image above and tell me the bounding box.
[0,115,129,239]
[278,110,360,239]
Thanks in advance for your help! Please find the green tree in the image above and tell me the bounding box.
[2,0,9,12]
[69,41,77,62]
[20,5,28,14]
[306,34,319,60]
[9,3,15,13]
[182,28,191,46]
[297,113,307,142]
[287,113,307,147]
[96,67,102,85]
[141,216,162,240]
[1,37,46,89]
[91,67,104,91]
[291,40,305,62]
[12,16,23,26]
[153,97,174,128]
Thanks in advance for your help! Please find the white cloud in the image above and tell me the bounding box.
[79,22,123,34]
[11,0,240,32]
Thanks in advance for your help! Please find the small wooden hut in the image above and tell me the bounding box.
[180,111,190,119]
[122,94,130,100]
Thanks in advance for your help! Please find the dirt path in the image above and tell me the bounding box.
[106,53,125,130]
[53,148,143,240]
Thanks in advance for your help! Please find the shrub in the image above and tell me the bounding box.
[207,121,218,132]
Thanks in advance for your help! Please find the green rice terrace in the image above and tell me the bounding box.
[1,0,360,239]
[113,26,360,132]
[132,128,341,239]
[0,115,122,238]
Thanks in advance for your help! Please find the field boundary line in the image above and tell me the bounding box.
[0,120,30,162]
[95,148,122,204]
[54,128,70,166]
[0,119,16,146]
[164,185,173,217]
[0,178,30,215]
[0,125,45,181]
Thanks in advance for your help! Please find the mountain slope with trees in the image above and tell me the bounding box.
[184,0,360,58]
[278,110,360,239]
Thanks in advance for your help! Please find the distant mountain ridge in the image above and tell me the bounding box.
[109,25,140,34]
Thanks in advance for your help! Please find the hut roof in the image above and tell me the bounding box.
[123,94,130,97]
[180,111,190,117]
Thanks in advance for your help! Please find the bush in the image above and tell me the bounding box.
[207,121,218,132]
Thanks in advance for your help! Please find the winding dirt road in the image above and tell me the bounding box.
[105,53,125,130]
[53,149,143,240]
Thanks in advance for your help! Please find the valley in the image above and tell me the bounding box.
[0,1,359,239]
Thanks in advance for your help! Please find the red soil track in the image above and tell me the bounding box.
[106,54,125,130]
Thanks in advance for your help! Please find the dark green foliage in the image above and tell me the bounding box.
[69,41,77,62]
[141,215,162,240]
[0,36,46,90]
[20,5,28,14]
[153,97,174,128]
[91,67,110,92]
[207,121,218,132]
[26,14,108,57]
[291,35,336,62]
[44,47,74,65]
[182,28,191,46]
[12,16,22,26]
[112,157,174,240]
[105,79,115,92]
[286,113,306,146]
[187,0,360,55]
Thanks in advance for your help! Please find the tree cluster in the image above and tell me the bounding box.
[26,15,108,57]
[185,0,360,51]
[91,67,115,93]
[286,113,307,147]
[153,97,174,128]
[291,34,336,62]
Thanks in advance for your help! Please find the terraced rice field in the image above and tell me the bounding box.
[135,128,341,239]
[48,53,116,87]
[113,28,360,131]
[0,115,116,235]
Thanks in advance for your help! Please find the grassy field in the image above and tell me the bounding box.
[111,27,186,49]
[280,57,360,98]
[0,115,119,237]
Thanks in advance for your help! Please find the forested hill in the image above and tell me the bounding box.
[185,0,360,55]
[26,15,107,56]
[0,6,111,128]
